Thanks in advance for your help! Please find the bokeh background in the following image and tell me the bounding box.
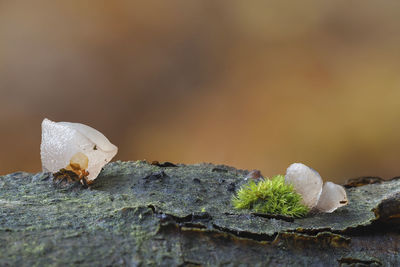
[1,1,400,183]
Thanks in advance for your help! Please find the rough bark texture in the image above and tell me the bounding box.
[1,161,399,266]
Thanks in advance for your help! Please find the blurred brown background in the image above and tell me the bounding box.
[1,1,400,183]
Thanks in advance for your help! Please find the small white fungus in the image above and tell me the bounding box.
[285,163,323,209]
[40,118,118,180]
[316,182,348,213]
[285,162,348,213]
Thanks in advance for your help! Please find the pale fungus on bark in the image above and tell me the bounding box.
[285,163,348,213]
[316,182,348,212]
[40,118,118,181]
[284,163,323,209]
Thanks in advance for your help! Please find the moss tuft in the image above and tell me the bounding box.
[232,175,309,218]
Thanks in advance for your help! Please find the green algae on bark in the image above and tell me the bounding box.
[1,161,400,266]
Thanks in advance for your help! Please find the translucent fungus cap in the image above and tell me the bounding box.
[285,163,323,209]
[40,118,118,180]
[316,182,348,213]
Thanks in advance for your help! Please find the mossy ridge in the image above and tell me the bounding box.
[232,175,309,218]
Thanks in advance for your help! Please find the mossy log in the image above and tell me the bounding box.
[1,161,399,266]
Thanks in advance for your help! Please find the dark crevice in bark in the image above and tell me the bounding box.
[338,257,382,266]
[211,224,278,242]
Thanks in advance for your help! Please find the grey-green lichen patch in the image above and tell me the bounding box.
[1,161,400,266]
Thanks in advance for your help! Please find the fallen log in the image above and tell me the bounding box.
[1,161,399,266]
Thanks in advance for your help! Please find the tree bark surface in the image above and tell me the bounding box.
[1,161,399,266]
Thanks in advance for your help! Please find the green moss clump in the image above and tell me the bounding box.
[232,175,309,218]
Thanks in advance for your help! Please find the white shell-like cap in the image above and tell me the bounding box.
[40,118,118,180]
[285,163,323,209]
[316,182,348,213]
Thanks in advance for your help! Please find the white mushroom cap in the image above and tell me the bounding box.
[285,163,323,209]
[316,182,348,213]
[40,118,118,180]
